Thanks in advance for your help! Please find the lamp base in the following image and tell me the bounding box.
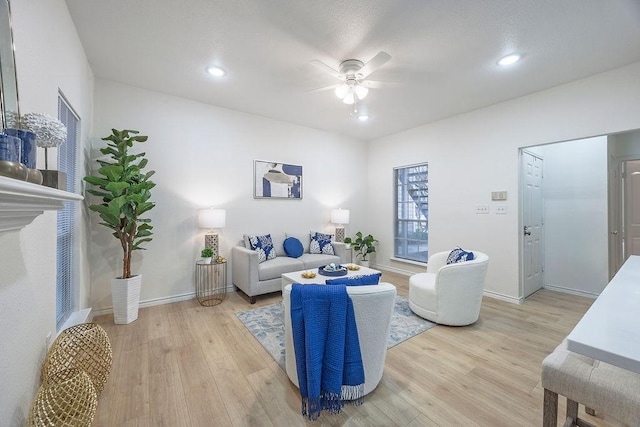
[335,226,345,243]
[205,234,219,259]
[40,170,67,190]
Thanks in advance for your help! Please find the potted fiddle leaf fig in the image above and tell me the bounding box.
[344,231,378,267]
[84,129,155,324]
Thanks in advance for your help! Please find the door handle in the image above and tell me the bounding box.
[524,226,531,236]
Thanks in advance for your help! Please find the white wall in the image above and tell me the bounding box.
[0,0,94,422]
[368,61,640,301]
[88,80,368,312]
[540,136,608,296]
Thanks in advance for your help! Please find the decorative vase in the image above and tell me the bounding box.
[360,259,370,268]
[202,257,212,264]
[4,128,36,169]
[111,275,142,324]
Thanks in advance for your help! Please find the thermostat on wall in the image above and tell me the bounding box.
[491,191,507,201]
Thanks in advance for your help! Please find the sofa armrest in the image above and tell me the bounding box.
[232,246,259,293]
[333,242,347,263]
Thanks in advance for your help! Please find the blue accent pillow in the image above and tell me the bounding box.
[283,237,304,258]
[446,246,475,264]
[310,231,334,255]
[247,234,276,264]
[325,273,382,286]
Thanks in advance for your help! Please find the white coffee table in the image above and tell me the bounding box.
[281,264,381,291]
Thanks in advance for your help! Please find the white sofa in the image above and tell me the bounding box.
[283,282,397,397]
[409,250,489,326]
[232,232,347,303]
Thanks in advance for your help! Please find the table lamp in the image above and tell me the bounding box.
[198,208,226,259]
[331,208,350,242]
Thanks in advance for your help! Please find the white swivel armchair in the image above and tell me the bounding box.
[409,250,489,326]
[283,282,396,397]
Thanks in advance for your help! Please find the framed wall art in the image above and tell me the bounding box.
[254,160,303,199]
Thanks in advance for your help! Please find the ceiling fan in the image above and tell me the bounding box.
[310,51,392,105]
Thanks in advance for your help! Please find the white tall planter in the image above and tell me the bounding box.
[111,275,142,324]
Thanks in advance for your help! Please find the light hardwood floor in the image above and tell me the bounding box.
[92,271,624,426]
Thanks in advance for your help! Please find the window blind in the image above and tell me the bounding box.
[56,95,79,330]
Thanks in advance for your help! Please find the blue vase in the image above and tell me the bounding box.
[5,128,37,169]
[0,134,21,162]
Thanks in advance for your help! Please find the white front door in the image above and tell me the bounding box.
[522,150,544,298]
[624,160,640,259]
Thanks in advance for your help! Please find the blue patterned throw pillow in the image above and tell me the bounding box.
[446,246,475,264]
[309,232,334,255]
[248,234,276,263]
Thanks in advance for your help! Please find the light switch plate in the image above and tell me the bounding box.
[495,205,507,214]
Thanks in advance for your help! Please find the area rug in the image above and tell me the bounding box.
[236,295,435,370]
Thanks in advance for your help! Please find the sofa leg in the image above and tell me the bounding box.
[250,296,256,304]
[543,389,558,427]
[585,407,595,416]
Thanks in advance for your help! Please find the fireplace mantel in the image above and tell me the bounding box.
[0,176,83,232]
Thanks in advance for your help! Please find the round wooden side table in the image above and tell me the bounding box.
[195,260,227,306]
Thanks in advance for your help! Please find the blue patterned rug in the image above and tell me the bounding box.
[236,295,435,369]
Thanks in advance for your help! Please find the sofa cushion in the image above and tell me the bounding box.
[446,246,474,264]
[310,231,334,255]
[271,232,287,257]
[258,256,305,281]
[247,234,277,263]
[326,273,382,286]
[299,253,340,270]
[287,232,311,253]
[284,237,304,258]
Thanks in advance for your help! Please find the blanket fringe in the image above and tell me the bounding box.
[341,384,364,405]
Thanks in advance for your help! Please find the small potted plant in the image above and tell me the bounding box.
[201,248,214,264]
[344,231,378,267]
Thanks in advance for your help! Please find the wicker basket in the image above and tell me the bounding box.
[27,368,97,426]
[41,323,112,396]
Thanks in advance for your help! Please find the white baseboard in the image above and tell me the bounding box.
[482,289,523,304]
[543,284,598,299]
[91,285,237,317]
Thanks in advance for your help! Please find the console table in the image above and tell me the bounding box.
[566,255,640,373]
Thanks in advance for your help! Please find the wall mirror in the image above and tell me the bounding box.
[0,0,20,129]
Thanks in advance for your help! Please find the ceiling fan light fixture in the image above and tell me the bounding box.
[343,91,355,105]
[335,84,348,99]
[355,85,368,99]
[357,114,370,121]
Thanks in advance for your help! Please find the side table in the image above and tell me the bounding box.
[195,260,227,306]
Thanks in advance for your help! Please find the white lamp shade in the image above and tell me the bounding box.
[198,208,226,229]
[355,85,368,99]
[331,209,350,225]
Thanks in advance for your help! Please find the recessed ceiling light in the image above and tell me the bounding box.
[357,114,370,122]
[497,54,522,66]
[206,66,226,77]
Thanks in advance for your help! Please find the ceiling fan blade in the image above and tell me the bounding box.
[310,59,344,80]
[306,83,341,93]
[360,80,399,89]
[359,51,391,78]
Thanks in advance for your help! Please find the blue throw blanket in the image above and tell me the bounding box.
[290,284,365,420]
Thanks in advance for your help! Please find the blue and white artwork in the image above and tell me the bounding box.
[254,160,302,199]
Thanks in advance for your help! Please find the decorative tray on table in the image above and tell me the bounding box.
[318,263,348,277]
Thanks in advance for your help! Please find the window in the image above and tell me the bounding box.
[394,163,428,263]
[56,95,79,330]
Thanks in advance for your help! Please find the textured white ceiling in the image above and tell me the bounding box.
[65,0,640,141]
